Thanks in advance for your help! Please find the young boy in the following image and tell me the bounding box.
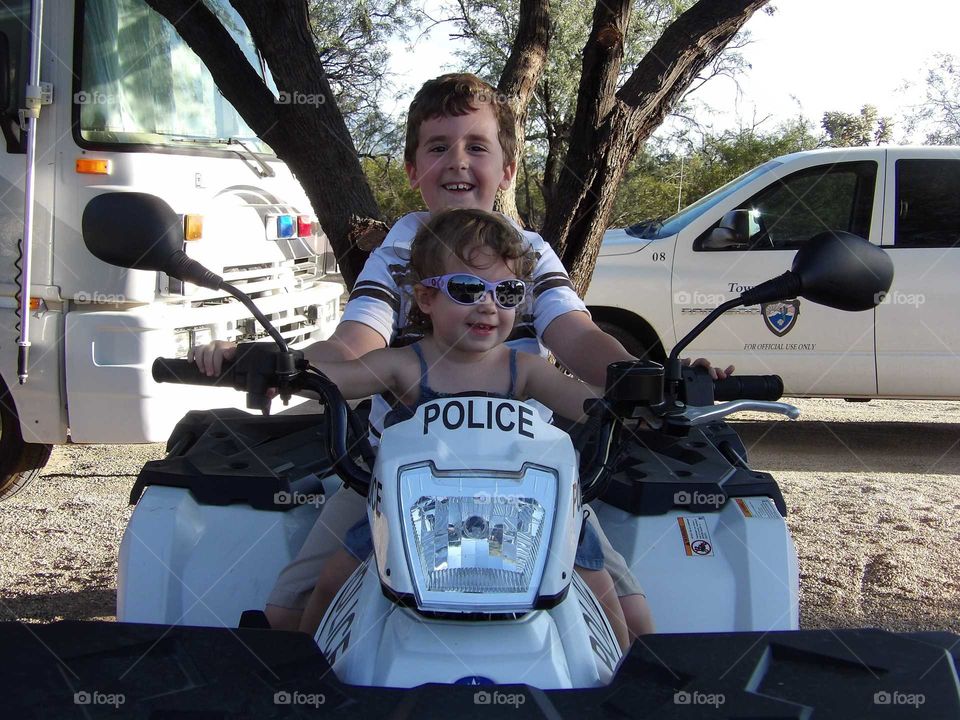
[193,73,720,639]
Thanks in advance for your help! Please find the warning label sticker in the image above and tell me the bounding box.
[735,497,780,519]
[677,516,714,557]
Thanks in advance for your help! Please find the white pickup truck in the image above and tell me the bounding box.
[585,146,960,399]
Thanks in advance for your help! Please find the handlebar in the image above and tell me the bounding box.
[152,358,238,388]
[713,374,784,401]
[150,352,788,503]
[151,346,375,494]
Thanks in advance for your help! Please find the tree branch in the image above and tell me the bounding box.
[494,0,551,221]
[230,0,379,286]
[542,0,768,294]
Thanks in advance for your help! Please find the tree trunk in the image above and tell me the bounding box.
[494,0,550,226]
[145,0,378,287]
[542,0,768,296]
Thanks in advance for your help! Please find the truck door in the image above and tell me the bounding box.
[876,152,960,397]
[672,155,884,397]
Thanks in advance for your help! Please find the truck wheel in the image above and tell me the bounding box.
[596,321,652,361]
[0,388,52,500]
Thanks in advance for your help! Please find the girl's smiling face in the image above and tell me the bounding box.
[414,244,519,356]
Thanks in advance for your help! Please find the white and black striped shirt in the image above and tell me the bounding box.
[341,211,587,441]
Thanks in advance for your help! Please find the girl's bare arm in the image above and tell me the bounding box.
[311,347,406,400]
[517,354,602,423]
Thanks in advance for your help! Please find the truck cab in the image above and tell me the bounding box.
[586,146,960,399]
[0,0,344,497]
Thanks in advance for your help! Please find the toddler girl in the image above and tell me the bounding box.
[299,208,630,650]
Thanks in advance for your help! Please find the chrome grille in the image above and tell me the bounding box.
[188,259,321,306]
[228,301,336,346]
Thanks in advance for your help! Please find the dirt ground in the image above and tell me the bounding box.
[1,397,959,633]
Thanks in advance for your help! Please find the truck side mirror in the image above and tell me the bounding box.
[701,209,750,249]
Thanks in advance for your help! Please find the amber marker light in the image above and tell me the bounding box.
[75,158,111,175]
[184,214,204,241]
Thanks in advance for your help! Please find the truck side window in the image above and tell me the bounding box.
[697,161,877,251]
[0,0,30,153]
[895,159,960,248]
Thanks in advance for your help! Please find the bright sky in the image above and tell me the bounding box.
[387,0,960,140]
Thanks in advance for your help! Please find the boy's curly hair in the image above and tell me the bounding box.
[406,209,536,333]
[404,73,517,167]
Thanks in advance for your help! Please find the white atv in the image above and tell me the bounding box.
[83,192,896,690]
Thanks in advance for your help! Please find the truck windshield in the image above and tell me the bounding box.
[630,160,782,239]
[77,0,275,153]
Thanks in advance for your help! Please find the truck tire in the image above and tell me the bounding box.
[596,320,653,361]
[0,386,52,500]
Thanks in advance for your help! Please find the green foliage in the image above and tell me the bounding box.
[820,105,893,148]
[447,0,751,227]
[514,151,547,228]
[361,156,422,224]
[610,117,819,227]
[306,0,419,156]
[904,53,960,145]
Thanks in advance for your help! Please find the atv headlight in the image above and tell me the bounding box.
[398,463,557,613]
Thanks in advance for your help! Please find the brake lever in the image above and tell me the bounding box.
[676,399,800,425]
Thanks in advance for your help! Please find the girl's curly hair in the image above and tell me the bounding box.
[405,209,536,333]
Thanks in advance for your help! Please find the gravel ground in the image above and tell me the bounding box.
[1,398,959,633]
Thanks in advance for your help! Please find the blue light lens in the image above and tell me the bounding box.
[277,215,296,238]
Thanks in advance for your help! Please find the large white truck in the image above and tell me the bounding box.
[0,0,344,497]
[586,146,960,399]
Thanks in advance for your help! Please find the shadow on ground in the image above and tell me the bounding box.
[0,588,116,623]
[736,420,960,474]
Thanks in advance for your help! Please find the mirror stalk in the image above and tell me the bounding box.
[221,282,289,353]
[667,274,801,394]
[667,297,744,393]
[167,250,225,292]
[738,271,802,307]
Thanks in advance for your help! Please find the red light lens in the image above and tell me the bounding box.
[297,215,313,237]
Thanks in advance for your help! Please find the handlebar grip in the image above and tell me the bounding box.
[151,357,235,387]
[713,375,784,401]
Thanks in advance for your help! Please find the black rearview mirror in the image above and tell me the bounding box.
[82,192,223,290]
[791,231,894,311]
[738,231,893,311]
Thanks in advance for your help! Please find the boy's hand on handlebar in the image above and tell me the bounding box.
[188,340,237,377]
[682,357,735,380]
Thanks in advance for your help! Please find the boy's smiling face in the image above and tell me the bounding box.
[405,102,516,213]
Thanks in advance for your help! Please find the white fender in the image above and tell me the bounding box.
[316,560,623,689]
